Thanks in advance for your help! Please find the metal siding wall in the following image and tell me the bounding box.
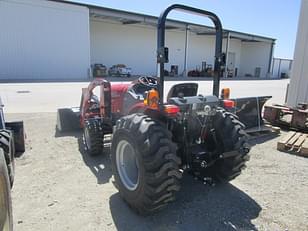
[287,0,308,107]
[0,0,90,80]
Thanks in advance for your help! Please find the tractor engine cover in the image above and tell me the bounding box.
[168,95,219,112]
[169,95,219,139]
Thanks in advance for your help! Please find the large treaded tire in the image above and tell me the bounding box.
[111,114,182,215]
[5,122,25,154]
[0,130,15,187]
[83,119,104,156]
[0,148,13,231]
[210,108,250,182]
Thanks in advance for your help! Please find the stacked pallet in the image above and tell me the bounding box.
[277,131,308,157]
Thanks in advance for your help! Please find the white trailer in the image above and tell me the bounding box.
[287,0,308,107]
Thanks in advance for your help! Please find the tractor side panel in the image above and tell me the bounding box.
[110,84,129,114]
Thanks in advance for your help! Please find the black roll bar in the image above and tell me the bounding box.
[157,4,224,104]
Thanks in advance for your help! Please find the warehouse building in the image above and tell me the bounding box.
[0,0,276,80]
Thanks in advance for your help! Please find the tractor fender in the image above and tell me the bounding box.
[127,102,146,114]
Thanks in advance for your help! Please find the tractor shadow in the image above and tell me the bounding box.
[77,135,113,185]
[248,131,280,146]
[109,174,261,231]
[55,127,112,185]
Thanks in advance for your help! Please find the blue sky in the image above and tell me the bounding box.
[71,0,301,59]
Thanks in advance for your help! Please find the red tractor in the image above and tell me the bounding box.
[57,5,254,215]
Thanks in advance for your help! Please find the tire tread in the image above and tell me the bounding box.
[111,113,182,215]
[211,108,250,182]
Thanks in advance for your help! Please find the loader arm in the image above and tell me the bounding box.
[80,78,111,127]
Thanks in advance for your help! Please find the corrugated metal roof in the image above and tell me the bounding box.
[50,0,276,43]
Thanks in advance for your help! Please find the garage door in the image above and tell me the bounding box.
[0,0,90,80]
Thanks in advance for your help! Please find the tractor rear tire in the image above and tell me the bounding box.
[210,108,250,182]
[83,119,104,156]
[0,130,15,187]
[0,148,13,231]
[111,114,182,215]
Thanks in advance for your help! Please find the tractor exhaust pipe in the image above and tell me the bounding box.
[157,4,224,103]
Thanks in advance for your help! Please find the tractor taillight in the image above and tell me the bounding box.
[221,88,230,99]
[223,99,235,108]
[144,89,159,110]
[164,104,180,116]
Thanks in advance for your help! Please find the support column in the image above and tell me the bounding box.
[224,32,230,78]
[183,25,189,77]
[267,41,275,77]
[278,59,282,78]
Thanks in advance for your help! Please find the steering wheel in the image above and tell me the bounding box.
[138,76,158,87]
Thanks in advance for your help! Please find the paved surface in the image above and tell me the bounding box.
[0,79,289,113]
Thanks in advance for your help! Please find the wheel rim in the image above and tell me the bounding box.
[84,127,91,149]
[116,140,139,191]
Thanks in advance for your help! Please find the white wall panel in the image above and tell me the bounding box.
[222,38,242,76]
[287,0,308,107]
[165,30,186,74]
[187,34,215,71]
[0,0,90,80]
[90,21,190,76]
[90,20,157,75]
[240,42,271,77]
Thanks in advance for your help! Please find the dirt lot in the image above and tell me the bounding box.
[8,112,308,231]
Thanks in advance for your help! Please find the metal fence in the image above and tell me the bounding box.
[271,58,293,78]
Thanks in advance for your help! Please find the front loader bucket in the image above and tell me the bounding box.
[56,107,81,132]
[231,96,272,129]
[5,121,25,154]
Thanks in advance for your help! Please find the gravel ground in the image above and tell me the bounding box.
[7,112,308,231]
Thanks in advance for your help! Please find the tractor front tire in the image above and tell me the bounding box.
[210,108,250,182]
[83,119,104,156]
[111,114,182,215]
[0,130,15,187]
[0,148,13,231]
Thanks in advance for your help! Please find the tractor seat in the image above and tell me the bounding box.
[167,83,198,102]
[88,94,100,113]
[91,94,99,104]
